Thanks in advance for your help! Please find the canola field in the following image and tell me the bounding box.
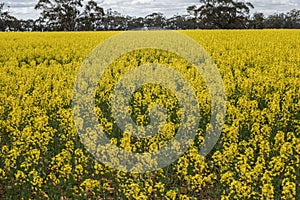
[0,30,299,199]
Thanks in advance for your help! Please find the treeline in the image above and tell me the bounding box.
[0,0,299,31]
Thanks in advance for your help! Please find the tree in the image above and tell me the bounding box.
[264,13,286,29]
[102,9,128,30]
[77,0,105,31]
[166,15,183,30]
[285,9,300,28]
[165,15,198,30]
[0,2,18,31]
[18,19,35,31]
[127,16,145,30]
[35,0,84,31]
[250,12,265,29]
[187,5,201,28]
[262,9,300,29]
[188,0,254,29]
[144,12,166,28]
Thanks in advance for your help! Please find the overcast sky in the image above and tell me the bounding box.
[2,0,300,20]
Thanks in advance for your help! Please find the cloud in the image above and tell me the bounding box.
[250,0,299,15]
[126,0,154,6]
[4,0,36,8]
[1,0,299,19]
[101,0,199,17]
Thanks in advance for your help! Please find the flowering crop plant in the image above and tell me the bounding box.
[0,30,299,199]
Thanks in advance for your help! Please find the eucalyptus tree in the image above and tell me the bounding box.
[187,0,254,29]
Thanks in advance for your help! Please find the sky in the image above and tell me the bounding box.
[2,0,300,20]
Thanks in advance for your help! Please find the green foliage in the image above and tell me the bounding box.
[188,0,254,29]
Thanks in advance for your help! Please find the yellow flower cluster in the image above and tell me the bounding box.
[0,30,299,199]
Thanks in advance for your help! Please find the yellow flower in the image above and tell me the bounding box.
[262,184,274,200]
[154,182,165,193]
[166,189,177,200]
[15,170,26,180]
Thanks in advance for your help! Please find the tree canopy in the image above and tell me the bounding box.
[0,0,299,31]
[187,0,254,29]
[35,0,84,31]
[0,2,18,31]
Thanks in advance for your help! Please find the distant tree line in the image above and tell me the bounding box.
[0,0,299,31]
